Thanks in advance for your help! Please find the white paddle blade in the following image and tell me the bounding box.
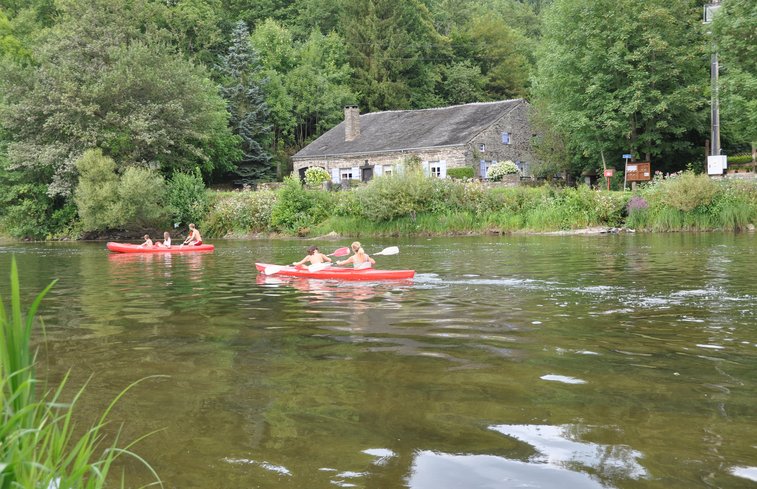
[374,246,399,256]
[308,263,332,272]
[264,265,283,275]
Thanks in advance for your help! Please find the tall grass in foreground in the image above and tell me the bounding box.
[0,258,162,489]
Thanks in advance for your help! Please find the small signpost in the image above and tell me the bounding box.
[603,168,615,191]
[622,154,632,190]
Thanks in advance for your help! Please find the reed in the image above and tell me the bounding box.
[0,258,162,489]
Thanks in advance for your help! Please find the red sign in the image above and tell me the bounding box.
[604,169,615,177]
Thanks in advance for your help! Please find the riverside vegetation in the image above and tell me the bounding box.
[0,259,162,488]
[202,171,757,238]
[1,148,755,240]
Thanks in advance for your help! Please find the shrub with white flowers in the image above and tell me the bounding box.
[304,166,331,186]
[486,160,520,181]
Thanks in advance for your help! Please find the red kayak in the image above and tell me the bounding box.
[106,242,215,253]
[255,263,415,281]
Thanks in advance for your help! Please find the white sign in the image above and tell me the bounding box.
[707,155,727,175]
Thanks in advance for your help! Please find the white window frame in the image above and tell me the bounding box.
[340,168,353,181]
[383,165,393,176]
[479,143,486,152]
[429,160,446,178]
[502,132,511,145]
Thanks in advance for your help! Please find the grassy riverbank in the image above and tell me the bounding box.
[202,172,757,238]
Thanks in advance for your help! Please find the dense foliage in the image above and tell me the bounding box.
[202,173,757,237]
[0,0,754,239]
[533,0,707,175]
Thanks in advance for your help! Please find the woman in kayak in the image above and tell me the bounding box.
[157,231,172,248]
[182,223,202,246]
[139,234,153,247]
[337,241,376,269]
[293,245,332,267]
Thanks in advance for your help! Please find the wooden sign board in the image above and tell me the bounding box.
[604,169,614,177]
[626,162,651,181]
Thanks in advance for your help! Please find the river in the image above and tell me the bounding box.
[0,233,755,488]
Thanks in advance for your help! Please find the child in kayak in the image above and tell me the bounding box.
[293,245,332,267]
[139,234,153,247]
[182,223,202,246]
[337,241,376,269]
[157,231,171,248]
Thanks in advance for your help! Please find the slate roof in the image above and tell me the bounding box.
[293,99,525,159]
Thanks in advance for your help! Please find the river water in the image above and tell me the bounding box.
[0,234,755,489]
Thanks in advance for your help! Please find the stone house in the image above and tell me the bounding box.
[291,99,537,183]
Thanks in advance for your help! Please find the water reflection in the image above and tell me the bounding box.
[1,235,755,489]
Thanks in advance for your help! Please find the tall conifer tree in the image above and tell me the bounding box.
[219,20,274,183]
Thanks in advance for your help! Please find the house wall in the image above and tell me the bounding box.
[468,101,535,178]
[292,147,468,182]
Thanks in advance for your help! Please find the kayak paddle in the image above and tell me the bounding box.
[328,247,350,257]
[373,246,399,256]
[264,265,284,275]
[308,262,333,272]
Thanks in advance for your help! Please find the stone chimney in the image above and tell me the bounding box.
[344,105,360,142]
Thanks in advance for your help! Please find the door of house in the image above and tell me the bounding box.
[361,166,374,182]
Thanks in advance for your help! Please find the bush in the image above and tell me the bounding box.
[270,177,332,233]
[168,170,209,226]
[447,167,475,180]
[73,149,120,231]
[204,189,276,236]
[112,166,168,230]
[486,160,520,181]
[728,154,754,165]
[354,173,436,221]
[648,171,719,212]
[304,166,331,186]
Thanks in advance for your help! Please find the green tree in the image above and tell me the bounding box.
[0,0,239,197]
[340,0,446,111]
[533,0,707,173]
[113,166,168,230]
[287,30,355,146]
[250,20,355,162]
[164,0,224,64]
[219,20,274,183]
[251,19,297,169]
[451,15,531,100]
[73,149,120,231]
[0,8,28,60]
[437,60,487,104]
[712,0,757,165]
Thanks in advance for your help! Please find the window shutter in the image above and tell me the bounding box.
[331,168,340,183]
[352,167,360,179]
[480,160,487,177]
[422,161,430,176]
[374,165,383,177]
[439,160,447,178]
[502,132,510,144]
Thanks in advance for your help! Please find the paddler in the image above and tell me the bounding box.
[336,241,376,269]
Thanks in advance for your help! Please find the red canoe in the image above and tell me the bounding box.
[106,242,215,253]
[255,263,415,281]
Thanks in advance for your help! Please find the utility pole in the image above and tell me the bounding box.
[704,2,721,157]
